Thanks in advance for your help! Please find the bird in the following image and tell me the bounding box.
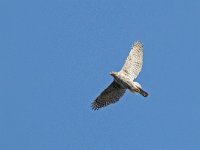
[91,41,148,110]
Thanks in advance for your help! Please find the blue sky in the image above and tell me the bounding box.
[1,0,200,150]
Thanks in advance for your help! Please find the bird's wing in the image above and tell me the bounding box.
[91,81,126,110]
[120,41,143,80]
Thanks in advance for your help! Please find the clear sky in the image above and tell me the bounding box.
[1,0,200,150]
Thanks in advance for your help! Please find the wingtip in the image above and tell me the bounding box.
[133,41,143,47]
[91,106,98,111]
[91,101,100,111]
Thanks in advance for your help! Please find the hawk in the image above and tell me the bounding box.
[91,41,148,110]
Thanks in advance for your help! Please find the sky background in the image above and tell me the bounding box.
[1,0,200,150]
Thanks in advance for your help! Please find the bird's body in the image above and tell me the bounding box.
[111,72,131,89]
[110,71,148,96]
[92,41,148,110]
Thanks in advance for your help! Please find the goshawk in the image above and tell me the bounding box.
[92,41,148,110]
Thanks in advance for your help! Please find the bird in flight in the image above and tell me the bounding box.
[91,41,148,110]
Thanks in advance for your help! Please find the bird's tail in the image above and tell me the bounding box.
[138,88,148,97]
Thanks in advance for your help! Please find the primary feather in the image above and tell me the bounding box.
[92,81,126,110]
[120,41,143,80]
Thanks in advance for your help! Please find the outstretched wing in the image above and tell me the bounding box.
[120,41,143,80]
[91,81,126,110]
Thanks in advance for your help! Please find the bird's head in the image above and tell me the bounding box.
[109,71,118,78]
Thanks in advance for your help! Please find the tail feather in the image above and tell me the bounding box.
[139,89,148,97]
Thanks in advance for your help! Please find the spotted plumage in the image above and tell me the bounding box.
[92,41,148,110]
